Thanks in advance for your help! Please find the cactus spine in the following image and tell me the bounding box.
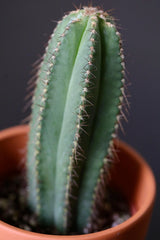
[27,7,125,234]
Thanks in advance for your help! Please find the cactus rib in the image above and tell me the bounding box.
[27,11,89,224]
[77,20,126,233]
[55,15,101,233]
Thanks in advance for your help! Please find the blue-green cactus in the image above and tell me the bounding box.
[27,6,125,234]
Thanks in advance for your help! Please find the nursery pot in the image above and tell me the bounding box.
[0,125,156,240]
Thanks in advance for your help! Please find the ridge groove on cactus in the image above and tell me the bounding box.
[27,6,126,234]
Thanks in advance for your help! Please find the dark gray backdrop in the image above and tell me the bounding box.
[0,1,159,239]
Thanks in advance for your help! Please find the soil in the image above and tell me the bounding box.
[0,173,130,235]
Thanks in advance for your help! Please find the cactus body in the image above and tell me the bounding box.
[27,7,125,234]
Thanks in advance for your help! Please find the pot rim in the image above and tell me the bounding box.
[0,125,156,239]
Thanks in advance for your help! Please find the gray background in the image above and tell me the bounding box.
[0,0,159,239]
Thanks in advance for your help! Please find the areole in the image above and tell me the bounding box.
[0,125,156,240]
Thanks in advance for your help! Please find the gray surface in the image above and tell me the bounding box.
[0,1,159,239]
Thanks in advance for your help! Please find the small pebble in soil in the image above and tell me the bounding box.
[0,174,131,235]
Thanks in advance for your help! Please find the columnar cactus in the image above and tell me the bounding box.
[27,7,125,234]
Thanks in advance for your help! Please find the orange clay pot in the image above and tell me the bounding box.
[0,125,156,240]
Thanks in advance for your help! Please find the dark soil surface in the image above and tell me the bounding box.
[0,174,130,235]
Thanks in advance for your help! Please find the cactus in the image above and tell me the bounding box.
[27,6,125,234]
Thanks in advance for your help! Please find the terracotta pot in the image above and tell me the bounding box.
[0,125,156,240]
